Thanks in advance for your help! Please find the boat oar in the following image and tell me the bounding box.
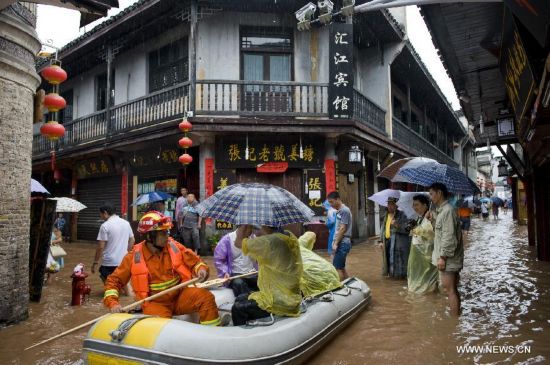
[24,277,200,351]
[25,271,258,351]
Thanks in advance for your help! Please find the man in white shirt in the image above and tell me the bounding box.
[92,203,135,283]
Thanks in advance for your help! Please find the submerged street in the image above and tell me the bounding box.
[0,213,549,364]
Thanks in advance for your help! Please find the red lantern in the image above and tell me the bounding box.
[179,153,193,165]
[43,93,66,112]
[179,119,193,132]
[41,65,67,85]
[40,121,65,140]
[178,136,193,149]
[53,169,63,183]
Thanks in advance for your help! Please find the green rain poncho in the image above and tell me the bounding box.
[407,217,438,294]
[242,231,303,317]
[298,232,342,297]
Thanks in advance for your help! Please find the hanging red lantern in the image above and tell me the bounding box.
[179,153,193,165]
[43,93,66,112]
[178,136,193,149]
[40,121,65,140]
[53,169,63,183]
[179,119,193,133]
[41,65,67,85]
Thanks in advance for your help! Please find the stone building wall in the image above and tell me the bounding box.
[0,1,41,326]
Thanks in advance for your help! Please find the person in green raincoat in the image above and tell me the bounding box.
[407,194,438,294]
[231,225,303,326]
[298,232,341,297]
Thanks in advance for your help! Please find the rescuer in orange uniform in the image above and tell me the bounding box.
[103,211,221,325]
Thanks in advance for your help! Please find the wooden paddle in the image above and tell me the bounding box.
[24,271,257,351]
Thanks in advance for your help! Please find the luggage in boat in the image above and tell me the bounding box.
[82,277,371,365]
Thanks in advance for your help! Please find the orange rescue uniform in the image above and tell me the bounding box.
[103,237,220,325]
[458,207,472,218]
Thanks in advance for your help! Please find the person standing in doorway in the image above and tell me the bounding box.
[179,193,202,254]
[175,187,188,229]
[427,183,463,316]
[92,203,135,284]
[327,191,352,281]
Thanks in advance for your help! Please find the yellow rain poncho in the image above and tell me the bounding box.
[407,217,438,294]
[298,232,342,297]
[242,231,303,317]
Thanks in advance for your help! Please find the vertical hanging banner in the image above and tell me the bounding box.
[329,23,354,119]
[325,159,336,194]
[121,169,128,217]
[205,158,215,197]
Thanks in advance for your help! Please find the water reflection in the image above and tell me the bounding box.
[0,214,549,364]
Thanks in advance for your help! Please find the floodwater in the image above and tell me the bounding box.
[1,213,549,364]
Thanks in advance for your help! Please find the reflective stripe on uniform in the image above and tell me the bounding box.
[103,289,119,298]
[200,317,221,326]
[149,277,180,291]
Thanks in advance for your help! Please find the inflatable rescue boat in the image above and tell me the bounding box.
[83,277,371,364]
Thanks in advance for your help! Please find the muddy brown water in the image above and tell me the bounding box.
[1,213,549,364]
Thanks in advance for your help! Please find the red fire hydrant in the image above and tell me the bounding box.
[71,263,91,306]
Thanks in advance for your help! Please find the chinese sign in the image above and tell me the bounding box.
[205,158,214,197]
[305,170,326,216]
[76,157,114,179]
[214,169,237,230]
[500,7,536,136]
[324,159,336,194]
[504,0,550,48]
[216,136,324,169]
[329,23,354,119]
[129,149,180,169]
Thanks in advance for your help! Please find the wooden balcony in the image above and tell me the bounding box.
[32,80,387,157]
[392,117,457,167]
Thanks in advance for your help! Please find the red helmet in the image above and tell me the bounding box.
[138,211,172,234]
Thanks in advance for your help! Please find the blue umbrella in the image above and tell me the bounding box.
[396,162,479,195]
[31,178,50,194]
[196,183,314,226]
[132,191,174,206]
[479,197,491,203]
[491,196,504,207]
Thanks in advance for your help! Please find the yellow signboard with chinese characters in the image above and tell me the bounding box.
[216,137,324,169]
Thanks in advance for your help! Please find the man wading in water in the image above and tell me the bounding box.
[427,183,464,316]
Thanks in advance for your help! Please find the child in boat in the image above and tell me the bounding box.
[231,225,303,326]
[214,229,258,297]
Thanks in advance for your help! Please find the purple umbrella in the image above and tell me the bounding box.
[31,179,49,194]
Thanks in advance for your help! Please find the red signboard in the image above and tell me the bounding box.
[257,162,289,173]
[205,158,214,197]
[325,159,336,194]
[121,170,128,217]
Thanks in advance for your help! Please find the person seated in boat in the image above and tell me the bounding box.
[298,232,342,297]
[214,229,258,297]
[103,211,222,326]
[231,224,303,326]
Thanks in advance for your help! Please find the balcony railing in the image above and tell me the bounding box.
[392,117,457,167]
[353,90,386,134]
[33,80,388,156]
[196,80,328,117]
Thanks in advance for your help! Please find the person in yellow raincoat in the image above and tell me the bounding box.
[298,232,341,297]
[231,225,302,326]
[407,194,438,294]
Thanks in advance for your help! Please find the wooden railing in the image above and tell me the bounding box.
[32,80,390,156]
[392,117,457,167]
[196,80,328,117]
[353,90,386,134]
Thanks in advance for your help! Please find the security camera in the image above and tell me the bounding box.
[295,2,317,23]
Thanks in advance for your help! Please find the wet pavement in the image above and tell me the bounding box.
[1,213,549,364]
